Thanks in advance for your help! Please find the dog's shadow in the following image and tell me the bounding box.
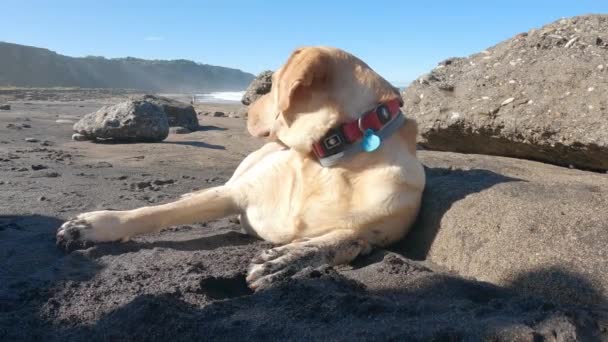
[83,230,263,259]
[392,166,523,259]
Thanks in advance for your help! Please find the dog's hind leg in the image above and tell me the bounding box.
[246,229,371,290]
[56,185,239,252]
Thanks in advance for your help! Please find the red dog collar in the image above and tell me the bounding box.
[312,98,402,161]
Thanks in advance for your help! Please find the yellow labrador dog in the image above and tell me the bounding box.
[57,47,426,289]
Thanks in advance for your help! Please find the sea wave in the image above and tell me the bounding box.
[195,91,245,103]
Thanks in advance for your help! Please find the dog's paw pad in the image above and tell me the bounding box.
[56,218,94,253]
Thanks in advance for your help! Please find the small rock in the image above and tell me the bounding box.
[437,82,454,91]
[500,97,515,106]
[25,138,39,143]
[0,104,10,110]
[588,87,595,92]
[213,111,226,117]
[564,36,579,48]
[237,107,248,118]
[94,162,113,168]
[55,119,75,124]
[598,65,605,71]
[38,171,60,178]
[450,112,461,120]
[152,179,175,186]
[131,181,152,190]
[31,164,48,170]
[38,196,47,201]
[72,133,89,141]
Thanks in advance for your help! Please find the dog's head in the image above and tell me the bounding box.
[247,46,401,153]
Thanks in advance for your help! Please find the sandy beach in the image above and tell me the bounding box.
[1,88,607,340]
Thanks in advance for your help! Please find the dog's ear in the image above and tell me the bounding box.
[392,86,404,106]
[277,48,329,114]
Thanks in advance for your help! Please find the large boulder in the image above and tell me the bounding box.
[140,94,199,131]
[241,70,273,105]
[73,99,169,142]
[402,15,608,171]
[398,150,608,307]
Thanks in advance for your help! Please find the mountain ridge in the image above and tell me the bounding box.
[0,41,254,92]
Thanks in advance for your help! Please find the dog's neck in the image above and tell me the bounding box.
[310,98,404,167]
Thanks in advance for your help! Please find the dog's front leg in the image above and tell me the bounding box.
[246,229,371,290]
[56,185,240,252]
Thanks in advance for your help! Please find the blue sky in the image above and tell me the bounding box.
[1,0,607,85]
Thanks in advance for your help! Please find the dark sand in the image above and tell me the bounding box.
[1,92,607,341]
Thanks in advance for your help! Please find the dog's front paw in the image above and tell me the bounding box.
[246,242,328,290]
[56,211,128,252]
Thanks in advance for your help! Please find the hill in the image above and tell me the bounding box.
[0,42,254,92]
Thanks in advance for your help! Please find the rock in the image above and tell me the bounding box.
[7,123,31,130]
[140,94,199,131]
[85,161,113,168]
[131,181,152,190]
[398,151,608,307]
[213,111,226,117]
[500,97,515,106]
[72,133,89,141]
[28,171,60,178]
[55,119,74,124]
[73,99,169,142]
[31,164,48,170]
[0,104,10,110]
[241,70,273,105]
[169,126,191,134]
[24,138,39,143]
[151,179,175,186]
[402,15,608,171]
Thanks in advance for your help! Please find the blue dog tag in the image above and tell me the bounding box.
[361,129,381,152]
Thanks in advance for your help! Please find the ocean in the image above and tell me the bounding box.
[195,91,245,103]
[194,86,407,104]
